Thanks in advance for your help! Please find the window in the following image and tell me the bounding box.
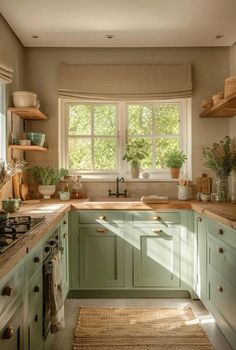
[59,98,191,180]
[0,85,6,161]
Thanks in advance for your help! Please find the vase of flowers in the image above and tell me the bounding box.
[202,136,236,202]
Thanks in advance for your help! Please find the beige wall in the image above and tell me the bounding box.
[0,15,25,199]
[229,42,236,137]
[24,47,230,182]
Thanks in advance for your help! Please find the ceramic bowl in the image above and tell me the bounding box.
[58,191,71,201]
[2,199,22,213]
[13,91,37,108]
[26,132,46,147]
[200,193,211,202]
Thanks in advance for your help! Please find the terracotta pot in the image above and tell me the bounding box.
[131,163,140,178]
[170,168,180,179]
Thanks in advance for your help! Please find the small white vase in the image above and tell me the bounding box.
[38,185,56,199]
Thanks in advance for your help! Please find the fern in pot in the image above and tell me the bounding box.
[123,139,149,178]
[28,166,68,199]
[165,149,187,179]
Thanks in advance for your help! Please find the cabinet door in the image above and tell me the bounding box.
[195,214,207,301]
[79,227,125,287]
[61,230,69,298]
[133,227,180,287]
[0,305,23,350]
[27,308,43,350]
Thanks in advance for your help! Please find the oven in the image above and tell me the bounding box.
[43,227,61,338]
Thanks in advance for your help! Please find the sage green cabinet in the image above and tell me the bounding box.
[133,227,180,287]
[194,213,207,302]
[0,305,23,350]
[27,308,43,350]
[79,227,125,287]
[60,214,69,299]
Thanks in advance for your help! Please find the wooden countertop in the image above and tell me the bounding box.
[0,198,235,280]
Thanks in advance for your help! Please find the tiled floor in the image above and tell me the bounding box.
[52,298,233,350]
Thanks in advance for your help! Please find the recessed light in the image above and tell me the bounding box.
[106,34,114,39]
[216,35,224,39]
[32,35,39,39]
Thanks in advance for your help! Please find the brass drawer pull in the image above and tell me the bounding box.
[63,220,67,225]
[217,247,223,254]
[2,286,13,296]
[2,326,14,339]
[34,314,39,322]
[218,229,224,235]
[98,216,107,221]
[217,286,223,292]
[153,216,161,221]
[63,233,68,238]
[96,228,108,233]
[34,285,40,293]
[198,217,202,222]
[34,257,40,263]
[152,229,163,235]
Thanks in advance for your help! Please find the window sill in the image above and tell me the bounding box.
[77,178,179,183]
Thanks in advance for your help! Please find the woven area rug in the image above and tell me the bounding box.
[73,307,215,349]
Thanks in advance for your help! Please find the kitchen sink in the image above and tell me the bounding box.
[88,197,141,202]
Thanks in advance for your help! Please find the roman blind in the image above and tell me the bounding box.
[0,52,13,84]
[58,63,192,100]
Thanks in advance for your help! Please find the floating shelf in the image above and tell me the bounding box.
[8,107,48,120]
[199,92,236,118]
[8,145,48,152]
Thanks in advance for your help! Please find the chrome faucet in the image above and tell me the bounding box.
[108,177,127,198]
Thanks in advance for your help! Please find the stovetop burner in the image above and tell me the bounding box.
[0,215,45,254]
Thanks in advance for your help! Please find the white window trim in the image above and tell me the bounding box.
[58,97,192,181]
[0,85,7,162]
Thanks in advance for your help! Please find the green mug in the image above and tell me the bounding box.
[2,199,22,213]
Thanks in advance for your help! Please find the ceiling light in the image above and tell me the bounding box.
[106,34,114,39]
[32,35,39,39]
[216,35,224,39]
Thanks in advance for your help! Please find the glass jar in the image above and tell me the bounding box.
[215,175,230,202]
[71,176,83,199]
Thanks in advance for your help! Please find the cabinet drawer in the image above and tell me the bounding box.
[79,211,124,224]
[28,273,43,320]
[208,220,236,249]
[27,246,43,280]
[0,265,24,320]
[208,235,236,288]
[132,211,180,226]
[209,267,236,333]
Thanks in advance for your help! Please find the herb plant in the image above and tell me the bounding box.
[28,166,68,186]
[165,150,187,169]
[122,139,149,167]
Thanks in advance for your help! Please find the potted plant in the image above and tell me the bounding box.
[28,166,68,199]
[123,139,149,178]
[165,149,187,178]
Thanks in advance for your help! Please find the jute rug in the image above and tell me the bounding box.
[73,307,215,349]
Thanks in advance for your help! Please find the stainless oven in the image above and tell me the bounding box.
[43,227,60,338]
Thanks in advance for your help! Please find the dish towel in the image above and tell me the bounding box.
[141,195,169,203]
[50,251,65,333]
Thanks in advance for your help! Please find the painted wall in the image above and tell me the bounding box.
[0,15,25,198]
[24,47,230,183]
[229,42,236,137]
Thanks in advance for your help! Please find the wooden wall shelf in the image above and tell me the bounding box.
[199,93,236,118]
[8,108,48,120]
[8,145,48,152]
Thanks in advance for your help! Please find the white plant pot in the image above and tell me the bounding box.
[38,185,56,199]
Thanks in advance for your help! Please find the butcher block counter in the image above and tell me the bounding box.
[0,198,235,279]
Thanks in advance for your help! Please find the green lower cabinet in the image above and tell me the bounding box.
[79,227,125,287]
[0,304,23,350]
[60,216,69,299]
[133,227,181,287]
[27,308,43,350]
[195,213,207,301]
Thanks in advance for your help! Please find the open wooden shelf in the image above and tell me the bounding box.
[199,92,236,118]
[8,145,48,152]
[8,107,48,120]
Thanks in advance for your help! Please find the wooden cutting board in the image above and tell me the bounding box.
[12,173,22,199]
[196,174,212,194]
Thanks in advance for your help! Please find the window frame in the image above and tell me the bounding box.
[0,85,7,162]
[59,97,191,180]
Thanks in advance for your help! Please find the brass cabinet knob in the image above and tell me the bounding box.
[98,216,107,221]
[2,286,13,296]
[34,285,40,293]
[63,233,68,238]
[218,229,224,235]
[2,326,14,339]
[153,216,161,221]
[217,286,223,292]
[217,247,223,254]
[152,229,163,235]
[63,220,67,225]
[34,256,40,263]
[198,217,202,222]
[34,314,39,322]
[96,228,108,233]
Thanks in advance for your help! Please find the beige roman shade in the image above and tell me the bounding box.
[0,52,13,84]
[58,64,192,100]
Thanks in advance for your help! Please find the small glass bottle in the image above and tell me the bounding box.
[71,176,83,199]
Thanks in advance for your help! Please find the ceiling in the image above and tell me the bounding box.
[1,0,236,47]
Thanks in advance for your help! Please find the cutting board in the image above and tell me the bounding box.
[12,173,22,199]
[196,174,212,194]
